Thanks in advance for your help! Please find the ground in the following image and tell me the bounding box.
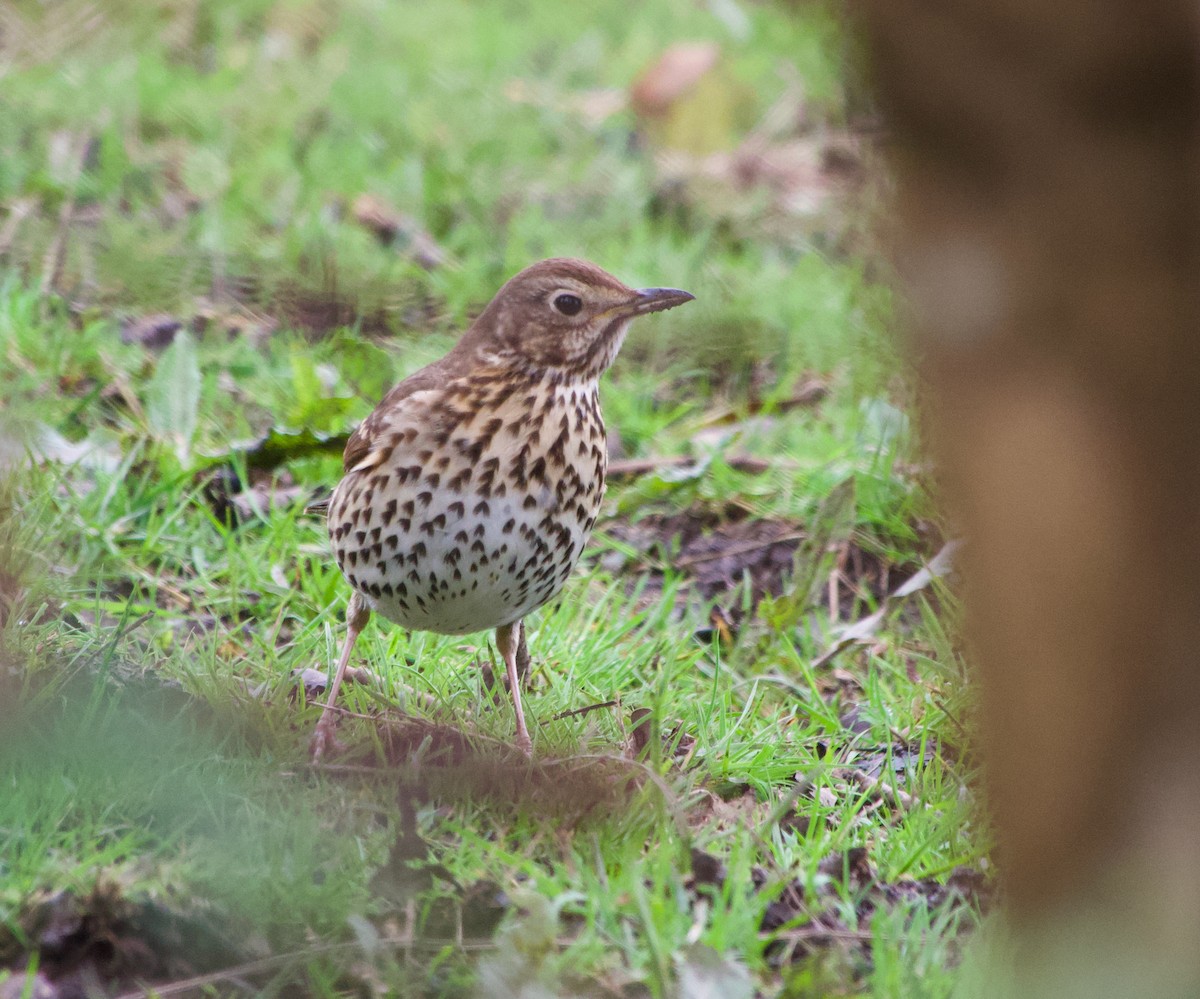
[0,2,989,996]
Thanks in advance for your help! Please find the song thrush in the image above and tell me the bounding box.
[314,258,694,759]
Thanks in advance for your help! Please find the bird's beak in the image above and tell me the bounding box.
[623,287,696,316]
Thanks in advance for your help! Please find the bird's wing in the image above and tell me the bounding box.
[341,386,442,475]
[340,355,464,473]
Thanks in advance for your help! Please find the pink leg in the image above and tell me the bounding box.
[311,592,370,762]
[495,621,533,756]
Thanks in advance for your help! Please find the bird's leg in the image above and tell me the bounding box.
[514,619,531,684]
[483,619,531,700]
[311,592,370,762]
[495,621,533,756]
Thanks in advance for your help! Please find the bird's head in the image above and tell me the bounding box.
[465,258,694,382]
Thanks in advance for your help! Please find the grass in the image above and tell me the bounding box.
[0,1,987,996]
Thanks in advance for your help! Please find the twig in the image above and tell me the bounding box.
[40,132,95,297]
[848,767,917,810]
[111,932,497,999]
[768,925,877,945]
[552,699,618,721]
[688,381,829,431]
[606,454,782,480]
[672,532,805,570]
[0,197,37,260]
[809,540,961,670]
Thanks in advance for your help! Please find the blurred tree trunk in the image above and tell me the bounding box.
[859,1,1200,993]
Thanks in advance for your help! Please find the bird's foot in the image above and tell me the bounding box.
[515,730,533,757]
[310,717,346,763]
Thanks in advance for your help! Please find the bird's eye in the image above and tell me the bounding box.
[553,293,583,316]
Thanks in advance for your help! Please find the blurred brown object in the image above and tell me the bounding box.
[630,42,720,118]
[860,0,1200,994]
[630,42,754,154]
[351,194,446,270]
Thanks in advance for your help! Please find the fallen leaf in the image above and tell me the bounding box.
[631,43,721,118]
[221,427,350,471]
[675,943,754,999]
[0,419,121,473]
[120,313,182,349]
[145,329,201,466]
[631,43,754,154]
[811,539,960,668]
[352,194,446,269]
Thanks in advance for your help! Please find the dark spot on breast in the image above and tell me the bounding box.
[457,437,485,464]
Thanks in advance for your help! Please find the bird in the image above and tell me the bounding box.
[313,258,694,759]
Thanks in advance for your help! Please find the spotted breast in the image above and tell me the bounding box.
[327,369,606,635]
